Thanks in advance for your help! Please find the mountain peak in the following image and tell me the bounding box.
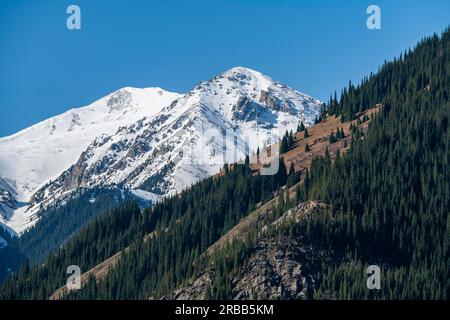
[223,66,266,76]
[211,66,273,92]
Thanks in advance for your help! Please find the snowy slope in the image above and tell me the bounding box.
[0,88,181,233]
[28,67,322,221]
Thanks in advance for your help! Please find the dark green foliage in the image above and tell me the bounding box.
[336,128,345,140]
[61,163,293,299]
[330,128,345,144]
[0,229,24,284]
[280,130,295,154]
[315,104,328,124]
[295,29,450,299]
[304,128,310,139]
[326,31,449,122]
[280,134,288,154]
[289,130,294,146]
[328,131,337,144]
[16,187,143,264]
[0,202,143,299]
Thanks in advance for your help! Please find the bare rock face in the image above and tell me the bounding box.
[272,200,330,227]
[170,201,331,300]
[0,189,17,220]
[170,237,321,300]
[172,272,214,300]
[0,190,15,210]
[232,239,310,300]
[259,90,295,115]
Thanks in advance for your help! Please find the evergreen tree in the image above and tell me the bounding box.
[329,131,337,144]
[280,135,288,154]
[297,121,305,133]
[304,128,310,139]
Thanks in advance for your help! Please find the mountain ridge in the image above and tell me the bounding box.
[0,67,322,234]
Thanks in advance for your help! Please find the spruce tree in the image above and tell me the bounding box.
[329,132,337,144]
[304,128,310,139]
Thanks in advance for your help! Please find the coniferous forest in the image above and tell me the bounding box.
[0,29,448,300]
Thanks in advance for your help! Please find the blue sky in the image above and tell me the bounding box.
[0,0,449,137]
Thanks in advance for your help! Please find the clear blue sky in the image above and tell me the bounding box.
[0,0,449,137]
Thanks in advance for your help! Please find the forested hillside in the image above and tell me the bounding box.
[16,187,152,264]
[302,30,449,299]
[205,29,449,299]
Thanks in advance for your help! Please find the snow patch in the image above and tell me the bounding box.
[130,189,162,203]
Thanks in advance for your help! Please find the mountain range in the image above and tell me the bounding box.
[0,67,322,235]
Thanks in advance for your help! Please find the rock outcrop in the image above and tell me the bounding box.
[170,201,332,300]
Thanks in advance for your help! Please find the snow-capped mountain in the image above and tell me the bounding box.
[0,67,322,234]
[0,88,181,233]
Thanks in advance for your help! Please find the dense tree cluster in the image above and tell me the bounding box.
[280,130,295,154]
[15,187,140,264]
[297,121,306,133]
[0,229,23,284]
[328,128,345,144]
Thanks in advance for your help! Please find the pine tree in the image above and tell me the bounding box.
[288,130,294,146]
[304,128,310,139]
[280,135,288,154]
[329,131,337,144]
